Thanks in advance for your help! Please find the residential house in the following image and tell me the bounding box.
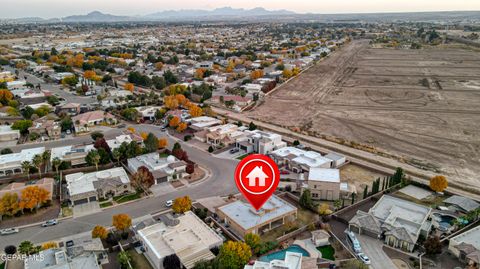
[0,178,54,200]
[198,124,245,146]
[443,195,480,214]
[325,152,347,168]
[349,195,432,252]
[0,147,45,177]
[65,167,134,206]
[449,225,480,268]
[56,103,81,116]
[235,130,286,155]
[187,116,221,131]
[28,116,61,140]
[72,110,117,133]
[135,106,163,121]
[127,153,186,184]
[51,145,92,166]
[271,147,332,173]
[209,95,253,107]
[242,83,263,94]
[216,195,297,238]
[24,248,101,269]
[137,211,223,269]
[304,168,341,201]
[311,229,331,247]
[0,125,20,147]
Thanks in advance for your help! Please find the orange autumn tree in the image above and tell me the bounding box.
[195,68,205,79]
[250,69,264,80]
[84,70,96,80]
[169,116,180,128]
[124,83,134,92]
[164,95,179,110]
[189,105,203,118]
[0,89,14,105]
[158,138,168,149]
[127,127,136,133]
[176,122,187,133]
[430,175,448,193]
[73,54,84,68]
[92,225,109,239]
[155,62,163,70]
[172,196,192,214]
[41,242,58,250]
[112,214,132,232]
[175,94,187,107]
[140,132,148,140]
[19,186,50,212]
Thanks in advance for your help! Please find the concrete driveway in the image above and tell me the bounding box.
[73,202,101,218]
[356,234,397,269]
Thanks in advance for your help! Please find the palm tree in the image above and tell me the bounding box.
[21,161,31,180]
[42,150,51,174]
[52,157,62,176]
[90,151,101,171]
[112,148,121,166]
[32,154,43,179]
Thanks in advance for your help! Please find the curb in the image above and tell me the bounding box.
[14,215,73,230]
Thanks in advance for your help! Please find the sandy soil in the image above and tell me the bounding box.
[247,40,480,188]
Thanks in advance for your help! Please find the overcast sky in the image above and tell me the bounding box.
[2,0,480,18]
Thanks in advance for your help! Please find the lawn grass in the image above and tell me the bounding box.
[159,153,169,158]
[127,249,153,269]
[1,262,5,269]
[100,202,113,208]
[113,192,141,204]
[317,245,335,261]
[61,206,73,217]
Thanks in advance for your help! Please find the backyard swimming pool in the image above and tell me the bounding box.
[259,245,310,262]
[433,213,456,231]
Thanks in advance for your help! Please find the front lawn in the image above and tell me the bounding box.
[237,154,249,160]
[113,192,141,204]
[317,245,335,261]
[100,202,113,208]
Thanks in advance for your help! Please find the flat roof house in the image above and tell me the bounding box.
[245,252,303,269]
[271,147,332,173]
[448,225,480,268]
[51,144,91,166]
[349,195,432,252]
[65,167,134,206]
[0,147,45,177]
[187,116,221,131]
[127,153,187,184]
[235,130,287,155]
[137,211,223,269]
[202,124,245,146]
[216,195,297,238]
[0,125,20,147]
[24,248,101,269]
[304,168,341,201]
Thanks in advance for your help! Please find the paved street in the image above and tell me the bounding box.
[356,234,397,269]
[0,124,238,250]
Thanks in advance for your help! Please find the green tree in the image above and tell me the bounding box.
[18,241,38,255]
[424,236,442,255]
[42,150,51,174]
[363,185,369,199]
[51,157,62,175]
[144,133,159,153]
[86,150,101,171]
[299,189,314,209]
[11,120,33,134]
[244,233,261,254]
[60,116,73,132]
[1,148,13,155]
[112,148,122,165]
[343,259,369,269]
[32,154,43,178]
[21,161,32,180]
[117,250,133,269]
[248,122,257,131]
[218,241,252,269]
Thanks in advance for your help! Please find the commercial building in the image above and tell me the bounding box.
[137,211,223,269]
[271,147,332,173]
[448,225,480,268]
[235,130,287,155]
[0,147,45,177]
[216,195,297,238]
[65,167,134,206]
[349,195,432,252]
[127,153,187,184]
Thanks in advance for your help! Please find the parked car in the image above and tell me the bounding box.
[280,170,290,175]
[66,129,71,135]
[357,253,370,265]
[0,228,19,235]
[165,200,173,207]
[229,148,240,154]
[41,219,58,227]
[296,144,306,149]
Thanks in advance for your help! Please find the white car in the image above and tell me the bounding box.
[165,200,173,207]
[41,219,58,227]
[358,253,371,265]
[0,228,19,235]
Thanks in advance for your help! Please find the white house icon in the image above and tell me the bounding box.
[246,166,269,187]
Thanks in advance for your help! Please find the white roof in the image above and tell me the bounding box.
[107,135,133,150]
[128,153,180,175]
[308,168,340,183]
[217,195,297,230]
[138,211,223,261]
[450,224,480,250]
[272,147,331,168]
[65,167,130,196]
[0,147,45,166]
[245,252,302,269]
[0,125,20,136]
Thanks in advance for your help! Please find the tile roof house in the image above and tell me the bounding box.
[449,225,480,268]
[349,195,432,252]
[72,110,117,133]
[28,116,61,140]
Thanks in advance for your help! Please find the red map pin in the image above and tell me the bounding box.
[234,154,280,211]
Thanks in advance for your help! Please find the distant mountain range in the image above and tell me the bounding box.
[3,9,480,23]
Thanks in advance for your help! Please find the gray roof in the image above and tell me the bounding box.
[443,195,480,212]
[349,211,382,234]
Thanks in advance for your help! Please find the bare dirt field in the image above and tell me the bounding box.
[340,164,387,194]
[247,40,480,188]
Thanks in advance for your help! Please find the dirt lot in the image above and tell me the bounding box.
[340,164,387,194]
[247,40,480,188]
